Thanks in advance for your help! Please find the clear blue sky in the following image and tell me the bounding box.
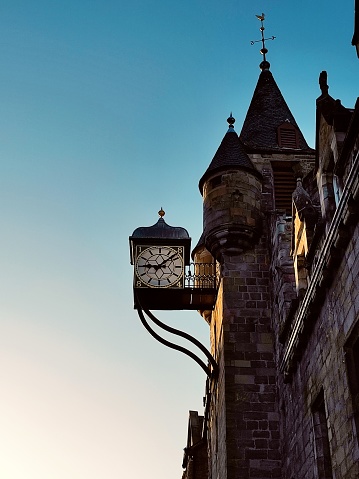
[0,1,357,478]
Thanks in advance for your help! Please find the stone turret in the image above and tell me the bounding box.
[195,113,281,479]
[198,115,263,262]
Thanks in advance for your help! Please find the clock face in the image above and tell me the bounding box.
[135,245,184,288]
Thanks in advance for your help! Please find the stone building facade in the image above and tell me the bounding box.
[181,60,359,478]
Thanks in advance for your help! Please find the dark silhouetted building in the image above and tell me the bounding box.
[182,51,359,479]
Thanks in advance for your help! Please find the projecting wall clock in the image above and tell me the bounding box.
[129,208,191,299]
[130,209,218,310]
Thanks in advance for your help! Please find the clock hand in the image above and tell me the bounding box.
[143,262,162,270]
[158,252,179,267]
[141,253,180,271]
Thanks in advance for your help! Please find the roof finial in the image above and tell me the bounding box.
[250,13,276,71]
[227,112,236,130]
[158,207,165,218]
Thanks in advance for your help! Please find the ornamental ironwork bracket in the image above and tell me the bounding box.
[135,290,218,379]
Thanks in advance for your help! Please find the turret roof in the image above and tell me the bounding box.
[239,68,313,153]
[198,117,260,194]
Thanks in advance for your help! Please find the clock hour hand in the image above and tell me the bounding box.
[143,262,162,270]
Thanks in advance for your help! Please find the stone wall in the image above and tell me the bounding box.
[208,236,281,479]
[276,219,359,478]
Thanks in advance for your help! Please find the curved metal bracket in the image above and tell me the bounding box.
[143,308,218,373]
[135,291,218,379]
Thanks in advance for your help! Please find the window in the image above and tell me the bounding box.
[312,389,333,479]
[345,325,359,443]
[294,251,308,298]
[333,175,342,207]
[271,160,298,214]
[210,175,222,189]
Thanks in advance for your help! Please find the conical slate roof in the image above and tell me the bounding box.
[239,69,313,152]
[199,117,260,194]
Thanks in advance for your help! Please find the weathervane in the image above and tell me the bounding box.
[250,13,276,68]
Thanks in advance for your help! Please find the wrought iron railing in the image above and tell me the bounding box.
[184,262,220,289]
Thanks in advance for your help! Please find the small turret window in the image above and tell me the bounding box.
[210,175,222,189]
[277,122,299,149]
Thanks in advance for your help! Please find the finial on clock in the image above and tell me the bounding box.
[158,207,165,218]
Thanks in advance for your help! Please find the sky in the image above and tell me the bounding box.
[0,1,357,478]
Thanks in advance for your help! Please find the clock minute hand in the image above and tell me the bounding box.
[158,252,179,267]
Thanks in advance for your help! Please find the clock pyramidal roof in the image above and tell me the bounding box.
[130,209,190,240]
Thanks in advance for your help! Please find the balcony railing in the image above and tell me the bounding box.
[184,261,220,289]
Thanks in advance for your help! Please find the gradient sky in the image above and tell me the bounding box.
[0,1,358,478]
